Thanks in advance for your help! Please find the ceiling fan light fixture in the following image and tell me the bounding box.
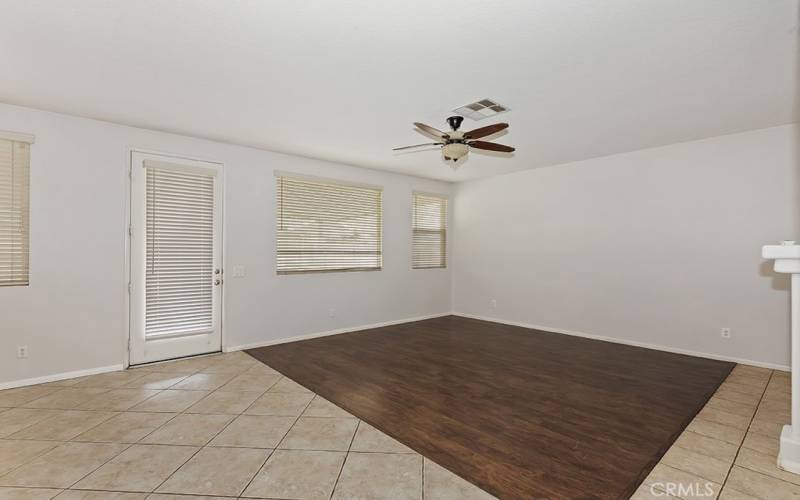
[442,143,469,167]
[393,117,514,170]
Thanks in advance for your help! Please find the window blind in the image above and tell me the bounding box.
[276,175,382,274]
[0,137,30,286]
[412,193,447,269]
[145,164,215,337]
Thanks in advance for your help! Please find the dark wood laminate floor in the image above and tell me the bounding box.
[247,315,733,499]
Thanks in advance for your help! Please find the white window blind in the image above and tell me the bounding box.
[145,164,215,337]
[412,193,447,269]
[0,137,31,286]
[276,175,382,274]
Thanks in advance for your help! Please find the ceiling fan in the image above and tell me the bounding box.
[393,115,515,167]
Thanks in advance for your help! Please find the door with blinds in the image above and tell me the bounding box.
[129,152,223,365]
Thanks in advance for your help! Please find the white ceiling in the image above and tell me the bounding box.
[0,0,797,182]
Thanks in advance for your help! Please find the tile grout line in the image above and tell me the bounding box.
[0,441,60,481]
[68,362,218,494]
[20,409,121,442]
[644,368,770,495]
[237,386,316,498]
[421,455,425,500]
[328,418,361,500]
[717,369,774,494]
[0,355,263,495]
[0,427,131,486]
[236,448,277,499]
[107,412,183,445]
[63,441,138,491]
[0,409,78,440]
[135,362,279,496]
[237,373,284,416]
[109,367,212,444]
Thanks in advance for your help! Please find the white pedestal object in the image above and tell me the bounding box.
[762,241,800,474]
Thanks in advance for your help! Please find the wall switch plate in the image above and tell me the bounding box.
[720,328,731,339]
[232,265,246,277]
[17,346,28,359]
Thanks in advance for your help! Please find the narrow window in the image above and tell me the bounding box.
[0,135,32,286]
[412,192,447,269]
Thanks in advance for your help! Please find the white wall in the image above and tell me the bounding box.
[2,100,794,386]
[453,125,799,369]
[0,103,452,386]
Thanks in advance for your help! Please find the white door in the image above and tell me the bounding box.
[129,152,223,365]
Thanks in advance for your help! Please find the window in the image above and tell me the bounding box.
[412,192,447,269]
[276,174,382,274]
[0,133,32,286]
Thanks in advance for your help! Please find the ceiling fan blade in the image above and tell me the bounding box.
[413,122,450,140]
[392,142,443,151]
[464,122,509,139]
[468,140,515,153]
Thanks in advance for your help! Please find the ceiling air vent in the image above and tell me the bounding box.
[453,99,510,121]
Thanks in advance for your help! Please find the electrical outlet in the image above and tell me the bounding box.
[490,299,497,310]
[232,265,246,277]
[720,328,731,339]
[329,308,336,318]
[16,346,28,359]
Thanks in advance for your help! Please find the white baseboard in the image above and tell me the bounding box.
[0,364,125,390]
[225,312,452,352]
[0,314,449,390]
[453,312,791,372]
[3,311,783,390]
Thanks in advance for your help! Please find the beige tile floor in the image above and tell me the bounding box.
[0,352,495,500]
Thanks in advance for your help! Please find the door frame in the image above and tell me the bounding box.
[124,148,226,367]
